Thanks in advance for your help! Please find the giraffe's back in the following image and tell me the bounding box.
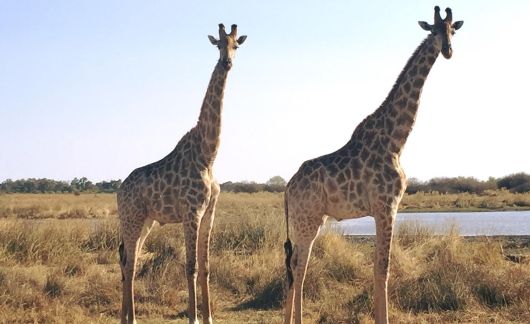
[286,132,406,222]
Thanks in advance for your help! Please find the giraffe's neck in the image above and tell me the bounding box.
[349,34,441,156]
[194,61,229,166]
[380,34,440,155]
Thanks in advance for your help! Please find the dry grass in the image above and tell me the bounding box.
[400,189,530,212]
[1,190,528,222]
[0,192,529,323]
[0,193,117,219]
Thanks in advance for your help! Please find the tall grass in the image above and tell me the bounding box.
[2,190,529,222]
[400,189,530,212]
[0,193,117,219]
[0,193,529,323]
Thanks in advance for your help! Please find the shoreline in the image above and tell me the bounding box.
[345,234,530,239]
[399,207,530,213]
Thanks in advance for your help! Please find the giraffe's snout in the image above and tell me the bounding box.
[442,45,453,59]
[223,59,233,70]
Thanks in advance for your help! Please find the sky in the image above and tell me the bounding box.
[1,1,529,184]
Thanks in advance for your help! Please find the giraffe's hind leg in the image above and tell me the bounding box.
[292,235,318,324]
[120,222,143,324]
[285,215,322,324]
[119,215,146,324]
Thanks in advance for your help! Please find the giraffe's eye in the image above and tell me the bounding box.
[233,45,239,50]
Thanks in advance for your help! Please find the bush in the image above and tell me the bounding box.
[426,177,495,194]
[220,176,286,193]
[43,274,64,298]
[81,220,120,252]
[497,173,530,193]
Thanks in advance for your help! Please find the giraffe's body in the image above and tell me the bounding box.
[118,24,246,324]
[283,7,463,324]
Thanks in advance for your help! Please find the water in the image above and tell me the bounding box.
[334,210,530,236]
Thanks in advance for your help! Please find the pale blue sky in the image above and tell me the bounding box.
[1,1,529,183]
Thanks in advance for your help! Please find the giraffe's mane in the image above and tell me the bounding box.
[348,34,433,142]
[377,35,432,111]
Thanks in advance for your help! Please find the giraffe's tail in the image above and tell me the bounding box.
[119,240,126,282]
[284,240,294,288]
[284,195,294,288]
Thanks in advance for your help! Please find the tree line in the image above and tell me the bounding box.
[221,173,530,194]
[0,177,121,194]
[1,173,529,194]
[406,173,530,194]
[220,176,287,193]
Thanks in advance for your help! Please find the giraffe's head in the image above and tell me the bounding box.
[208,23,246,71]
[418,6,463,59]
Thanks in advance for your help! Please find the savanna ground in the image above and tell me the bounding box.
[0,191,529,323]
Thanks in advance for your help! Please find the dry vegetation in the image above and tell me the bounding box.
[0,193,117,219]
[1,190,529,222]
[400,189,530,212]
[0,192,529,323]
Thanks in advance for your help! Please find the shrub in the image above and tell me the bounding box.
[497,173,530,193]
[81,220,120,252]
[474,282,510,308]
[43,274,64,298]
[78,272,120,310]
[396,221,434,248]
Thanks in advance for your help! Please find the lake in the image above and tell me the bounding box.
[334,210,530,236]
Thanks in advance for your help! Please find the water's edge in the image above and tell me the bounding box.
[335,210,530,236]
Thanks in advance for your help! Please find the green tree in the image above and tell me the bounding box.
[265,176,286,192]
[266,176,286,187]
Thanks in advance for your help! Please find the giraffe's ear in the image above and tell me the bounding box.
[452,21,464,30]
[208,35,219,45]
[237,35,247,45]
[418,21,432,31]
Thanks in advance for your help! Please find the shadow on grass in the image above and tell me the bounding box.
[168,310,189,319]
[232,277,285,311]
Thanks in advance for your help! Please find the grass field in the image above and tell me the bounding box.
[0,192,529,323]
[1,190,529,221]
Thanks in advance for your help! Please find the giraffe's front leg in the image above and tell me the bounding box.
[183,211,202,324]
[198,182,219,324]
[373,203,397,324]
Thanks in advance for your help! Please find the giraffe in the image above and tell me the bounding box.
[117,24,246,324]
[283,7,463,324]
